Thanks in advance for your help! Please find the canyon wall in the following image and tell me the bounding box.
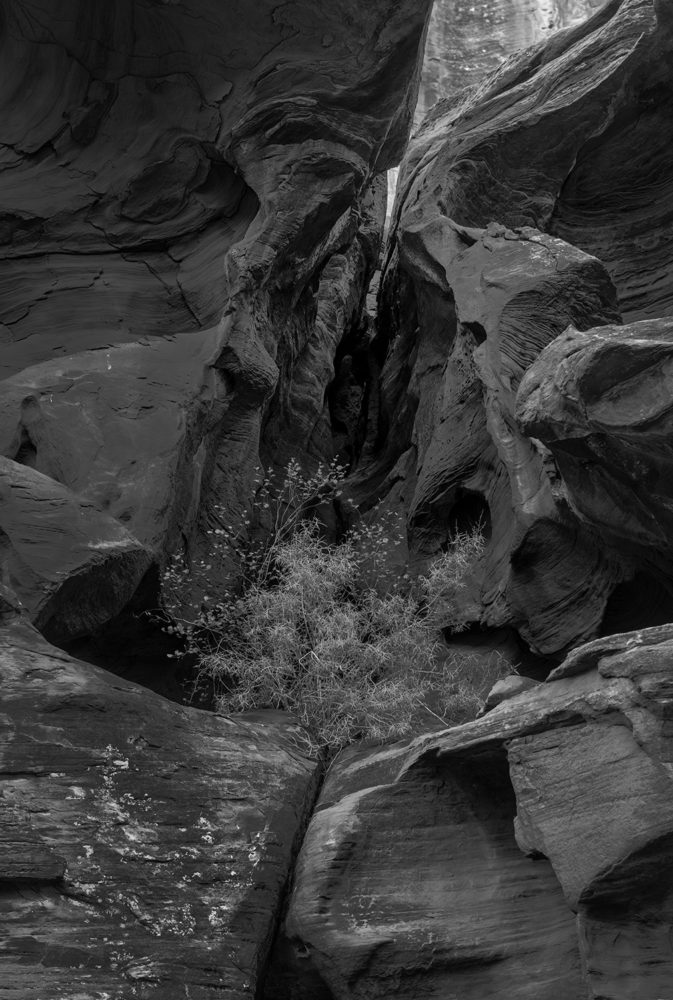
[0,0,432,642]
[357,0,673,659]
[2,1,673,998]
[419,0,606,118]
[0,2,432,996]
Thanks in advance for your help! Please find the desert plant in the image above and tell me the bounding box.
[161,461,504,757]
[161,458,347,621]
[419,527,486,633]
[428,649,513,725]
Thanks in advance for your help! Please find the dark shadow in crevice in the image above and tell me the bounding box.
[444,623,551,682]
[12,427,38,468]
[61,567,204,707]
[446,488,492,542]
[600,570,673,637]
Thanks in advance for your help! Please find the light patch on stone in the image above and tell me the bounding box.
[88,539,131,550]
[208,905,231,930]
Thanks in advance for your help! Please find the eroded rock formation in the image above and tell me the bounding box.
[0,2,434,994]
[0,611,318,999]
[3,0,673,996]
[354,0,673,655]
[0,328,228,639]
[352,217,624,654]
[0,0,433,633]
[399,0,673,321]
[418,0,605,120]
[517,317,673,574]
[270,624,673,999]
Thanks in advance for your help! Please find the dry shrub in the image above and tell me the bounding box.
[161,462,510,758]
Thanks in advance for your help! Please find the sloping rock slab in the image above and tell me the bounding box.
[0,327,229,555]
[0,619,318,1000]
[417,0,605,120]
[272,624,673,999]
[0,456,149,643]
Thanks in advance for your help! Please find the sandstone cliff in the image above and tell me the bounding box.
[353,0,673,657]
[2,1,673,997]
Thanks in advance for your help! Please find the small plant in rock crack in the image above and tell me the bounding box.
[160,460,502,758]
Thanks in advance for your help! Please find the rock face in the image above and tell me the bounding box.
[0,0,433,633]
[4,0,673,997]
[0,455,150,643]
[0,613,318,999]
[352,216,623,655]
[0,328,229,638]
[355,0,673,654]
[270,624,673,999]
[517,317,673,572]
[0,0,428,372]
[401,0,673,321]
[0,6,439,995]
[418,0,605,120]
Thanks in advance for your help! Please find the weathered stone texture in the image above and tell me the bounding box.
[0,0,428,370]
[0,616,318,999]
[352,217,622,654]
[271,625,673,999]
[0,454,150,642]
[355,0,673,655]
[0,328,234,636]
[0,0,433,633]
[418,0,605,120]
[268,750,584,1000]
[402,0,673,321]
[4,1,673,997]
[517,317,673,571]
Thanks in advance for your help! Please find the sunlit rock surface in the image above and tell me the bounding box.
[0,614,318,999]
[360,0,673,655]
[403,0,673,320]
[418,0,605,118]
[270,624,673,999]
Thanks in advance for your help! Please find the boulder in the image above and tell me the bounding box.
[479,673,540,714]
[354,0,673,654]
[0,327,237,638]
[0,615,318,999]
[270,624,673,999]
[517,317,673,573]
[269,747,584,1000]
[0,0,436,635]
